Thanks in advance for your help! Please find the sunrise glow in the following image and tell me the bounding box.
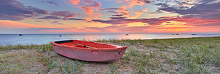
[0,0,219,34]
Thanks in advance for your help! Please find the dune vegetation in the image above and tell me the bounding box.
[0,37,220,74]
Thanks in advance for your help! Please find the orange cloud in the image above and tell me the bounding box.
[171,17,220,27]
[0,20,49,28]
[82,2,102,21]
[82,7,94,14]
[143,9,148,12]
[116,6,148,19]
[126,0,145,8]
[157,27,190,32]
[187,26,220,33]
[127,22,149,27]
[84,12,102,21]
[69,0,101,21]
[160,21,192,27]
[117,6,130,17]
[128,11,142,19]
[70,0,80,5]
[148,21,193,32]
[128,9,148,19]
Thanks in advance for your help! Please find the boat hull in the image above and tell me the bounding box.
[51,40,127,62]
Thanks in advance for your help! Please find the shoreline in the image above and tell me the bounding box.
[1,36,220,46]
[0,37,220,73]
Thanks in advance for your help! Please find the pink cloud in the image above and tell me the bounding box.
[70,0,80,5]
[89,16,220,33]
[0,20,50,28]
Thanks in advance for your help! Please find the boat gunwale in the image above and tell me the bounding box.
[51,40,127,51]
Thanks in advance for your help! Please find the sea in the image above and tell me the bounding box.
[0,33,219,46]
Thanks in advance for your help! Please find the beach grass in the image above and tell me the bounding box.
[0,37,220,74]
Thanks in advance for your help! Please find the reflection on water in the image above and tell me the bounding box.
[117,34,146,39]
[82,34,101,40]
[0,33,219,46]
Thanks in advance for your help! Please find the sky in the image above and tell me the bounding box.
[0,0,220,34]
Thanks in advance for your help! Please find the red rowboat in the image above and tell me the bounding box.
[51,40,127,62]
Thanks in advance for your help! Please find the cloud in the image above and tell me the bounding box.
[112,14,124,17]
[85,26,116,32]
[68,0,150,21]
[128,9,148,19]
[86,16,220,33]
[38,16,61,19]
[0,20,49,28]
[125,0,151,8]
[81,1,101,21]
[92,16,168,25]
[101,6,130,18]
[0,28,68,34]
[100,8,120,11]
[85,25,152,33]
[40,1,59,6]
[50,11,78,20]
[197,23,220,26]
[29,28,65,30]
[117,6,130,17]
[69,0,101,21]
[110,17,126,20]
[102,6,148,19]
[67,18,85,20]
[38,11,79,20]
[126,22,149,27]
[51,21,64,25]
[0,0,48,21]
[157,0,220,20]
[92,14,220,30]
[92,19,125,24]
[70,0,80,5]
[0,20,70,34]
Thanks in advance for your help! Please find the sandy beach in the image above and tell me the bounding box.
[0,37,220,74]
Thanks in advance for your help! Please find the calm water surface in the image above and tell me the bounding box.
[0,33,219,46]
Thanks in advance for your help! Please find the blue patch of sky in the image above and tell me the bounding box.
[17,0,86,19]
[17,0,82,12]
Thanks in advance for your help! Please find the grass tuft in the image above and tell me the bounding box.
[0,37,220,73]
[59,61,84,74]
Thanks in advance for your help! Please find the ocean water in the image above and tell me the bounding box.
[0,33,219,46]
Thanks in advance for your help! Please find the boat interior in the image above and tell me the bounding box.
[55,40,116,49]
